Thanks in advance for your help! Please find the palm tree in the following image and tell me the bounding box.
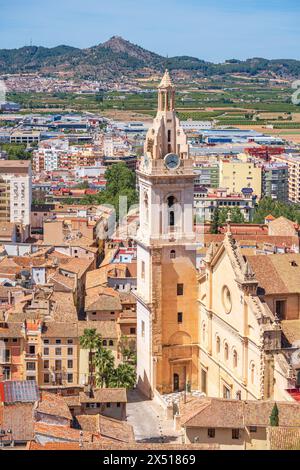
[109,363,136,389]
[94,346,115,388]
[79,329,100,387]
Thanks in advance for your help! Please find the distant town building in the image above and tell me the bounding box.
[194,162,219,188]
[272,154,300,204]
[10,130,41,145]
[262,162,289,202]
[194,187,256,223]
[0,160,32,230]
[0,102,21,112]
[219,158,262,199]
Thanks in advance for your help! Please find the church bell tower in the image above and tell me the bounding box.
[136,70,199,398]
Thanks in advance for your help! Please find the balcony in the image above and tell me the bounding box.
[24,352,38,360]
[0,352,11,364]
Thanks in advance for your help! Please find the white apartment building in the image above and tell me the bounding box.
[74,164,105,179]
[0,161,32,227]
[33,140,69,172]
[194,187,256,223]
[103,135,131,157]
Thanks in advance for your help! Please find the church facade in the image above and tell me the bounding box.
[198,227,295,402]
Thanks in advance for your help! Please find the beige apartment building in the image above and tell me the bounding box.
[0,319,79,386]
[272,154,300,203]
[1,318,120,388]
[219,158,262,198]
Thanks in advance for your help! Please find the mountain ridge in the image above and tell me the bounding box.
[1,36,300,79]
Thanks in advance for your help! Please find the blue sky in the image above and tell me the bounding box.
[1,0,300,61]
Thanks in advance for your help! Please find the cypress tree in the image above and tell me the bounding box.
[270,403,279,426]
[210,206,220,234]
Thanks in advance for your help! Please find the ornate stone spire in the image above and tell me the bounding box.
[205,243,214,263]
[226,210,232,236]
[273,312,281,329]
[143,69,189,160]
[158,69,174,89]
[242,259,255,280]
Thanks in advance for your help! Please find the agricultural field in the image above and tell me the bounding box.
[6,76,300,131]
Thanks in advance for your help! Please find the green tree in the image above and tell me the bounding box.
[219,207,245,224]
[270,403,279,426]
[95,92,104,103]
[0,143,31,160]
[210,206,220,234]
[79,328,100,387]
[94,346,115,388]
[253,197,300,224]
[109,363,136,389]
[105,162,136,196]
[76,180,89,190]
[63,197,74,205]
[97,163,139,219]
[80,194,98,205]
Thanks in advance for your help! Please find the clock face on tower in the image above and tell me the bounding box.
[164,153,180,170]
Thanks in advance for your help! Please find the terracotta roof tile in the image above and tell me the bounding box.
[42,322,78,338]
[85,287,122,312]
[281,320,300,346]
[98,415,135,443]
[268,216,298,237]
[36,392,73,421]
[49,272,75,290]
[180,398,300,429]
[78,321,118,339]
[268,427,300,450]
[79,388,127,404]
[60,258,94,278]
[27,441,81,450]
[248,254,300,295]
[34,422,100,443]
[0,322,23,338]
[2,403,35,441]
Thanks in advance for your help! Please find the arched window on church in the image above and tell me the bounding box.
[224,342,229,361]
[144,191,149,224]
[250,363,255,384]
[167,195,177,227]
[169,211,175,226]
[216,336,221,354]
[233,349,238,368]
[170,250,176,259]
[202,323,206,343]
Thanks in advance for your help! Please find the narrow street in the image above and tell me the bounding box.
[126,389,181,443]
